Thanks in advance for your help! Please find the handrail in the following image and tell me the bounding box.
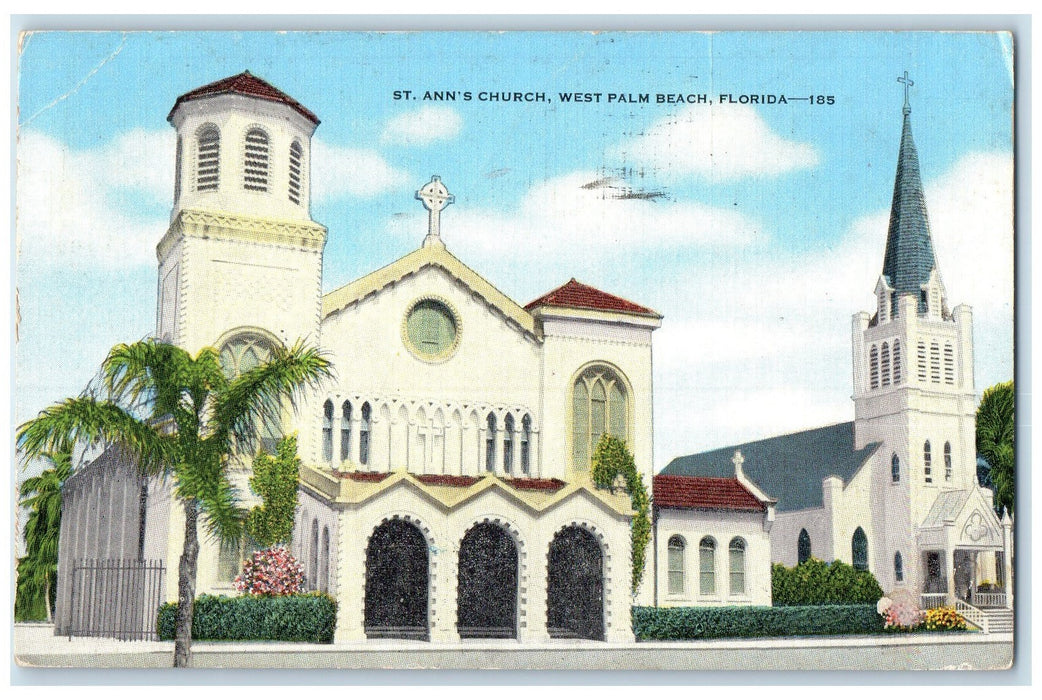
[920,593,948,609]
[954,599,989,633]
[971,591,1007,608]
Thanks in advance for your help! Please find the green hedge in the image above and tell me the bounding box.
[158,593,336,643]
[772,559,884,606]
[632,604,884,640]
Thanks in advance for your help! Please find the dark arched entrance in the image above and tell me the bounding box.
[456,522,518,638]
[546,526,604,641]
[364,518,429,640]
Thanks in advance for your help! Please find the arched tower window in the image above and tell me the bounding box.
[196,124,220,192]
[667,535,685,595]
[520,414,532,474]
[699,537,716,595]
[797,529,811,564]
[894,551,904,582]
[729,537,746,595]
[891,453,901,483]
[359,402,371,466]
[923,441,932,483]
[852,527,868,570]
[869,346,879,389]
[893,340,902,384]
[881,342,891,387]
[218,333,279,453]
[503,413,515,474]
[322,400,334,463]
[944,442,953,481]
[572,366,628,468]
[244,128,270,192]
[485,413,497,472]
[944,343,955,385]
[288,140,303,204]
[341,401,352,462]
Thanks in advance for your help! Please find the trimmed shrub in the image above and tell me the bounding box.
[157,593,336,642]
[772,558,884,606]
[632,604,884,640]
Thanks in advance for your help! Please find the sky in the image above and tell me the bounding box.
[14,31,1015,472]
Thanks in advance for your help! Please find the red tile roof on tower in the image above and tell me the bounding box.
[524,278,661,317]
[653,474,766,512]
[168,71,319,125]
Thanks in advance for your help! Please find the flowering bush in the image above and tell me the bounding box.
[922,606,967,631]
[879,598,923,631]
[234,546,305,596]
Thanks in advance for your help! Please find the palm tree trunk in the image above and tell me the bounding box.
[174,499,200,668]
[44,574,52,623]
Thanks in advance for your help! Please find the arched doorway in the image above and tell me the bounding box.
[456,522,518,638]
[364,518,429,640]
[546,526,604,641]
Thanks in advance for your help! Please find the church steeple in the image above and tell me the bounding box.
[881,72,938,304]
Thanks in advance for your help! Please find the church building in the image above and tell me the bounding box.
[52,72,776,644]
[662,77,1013,627]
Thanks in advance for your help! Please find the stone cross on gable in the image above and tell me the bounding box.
[416,175,455,248]
[732,449,745,477]
[898,71,914,114]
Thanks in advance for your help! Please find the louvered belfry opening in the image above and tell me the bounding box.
[244,128,270,192]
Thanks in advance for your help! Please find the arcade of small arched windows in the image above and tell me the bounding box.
[319,397,538,477]
[666,533,748,598]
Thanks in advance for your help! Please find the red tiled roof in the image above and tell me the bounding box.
[333,470,390,483]
[416,474,482,488]
[525,279,659,317]
[504,477,567,492]
[653,474,765,512]
[168,71,319,125]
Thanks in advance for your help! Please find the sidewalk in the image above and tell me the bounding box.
[14,623,1014,670]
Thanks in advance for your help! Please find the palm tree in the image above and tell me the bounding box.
[16,449,73,621]
[977,380,1015,515]
[17,339,331,667]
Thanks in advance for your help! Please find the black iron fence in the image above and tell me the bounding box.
[67,558,165,641]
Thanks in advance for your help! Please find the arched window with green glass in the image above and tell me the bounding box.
[571,365,628,468]
[667,535,685,594]
[699,536,716,595]
[729,537,746,595]
[852,527,868,570]
[798,528,811,564]
[218,332,280,453]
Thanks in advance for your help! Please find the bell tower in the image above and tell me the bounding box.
[850,74,978,586]
[155,71,327,354]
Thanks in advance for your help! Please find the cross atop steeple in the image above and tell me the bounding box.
[416,175,455,248]
[898,71,914,115]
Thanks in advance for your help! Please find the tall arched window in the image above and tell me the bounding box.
[359,402,371,466]
[881,342,891,387]
[244,128,270,191]
[572,366,628,468]
[196,124,220,192]
[923,440,933,483]
[852,527,868,571]
[319,526,330,593]
[485,413,497,472]
[797,529,811,564]
[322,400,334,463]
[503,414,515,474]
[894,551,904,582]
[891,453,901,483]
[218,333,279,453]
[520,414,532,474]
[944,442,953,481]
[699,537,716,595]
[729,537,746,595]
[309,519,319,591]
[667,535,685,595]
[288,140,303,204]
[869,346,880,389]
[341,401,352,462]
[893,340,902,384]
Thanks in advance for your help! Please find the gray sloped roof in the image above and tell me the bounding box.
[922,489,971,528]
[661,422,881,512]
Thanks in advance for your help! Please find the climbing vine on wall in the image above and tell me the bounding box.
[244,434,301,547]
[591,434,651,593]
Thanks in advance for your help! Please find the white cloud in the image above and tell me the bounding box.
[16,129,172,271]
[381,106,463,146]
[651,150,1014,467]
[311,138,411,200]
[613,103,819,181]
[386,170,764,259]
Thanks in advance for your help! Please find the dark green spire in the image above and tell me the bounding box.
[881,75,936,300]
